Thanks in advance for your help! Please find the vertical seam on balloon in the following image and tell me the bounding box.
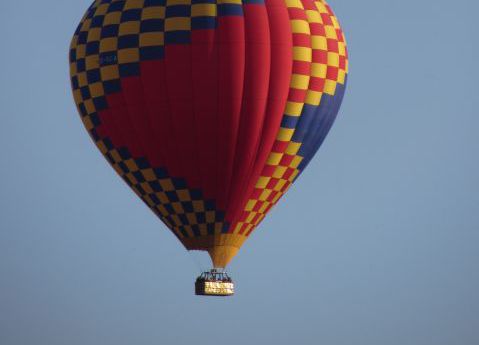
[227,4,271,228]
[158,0,189,240]
[215,0,246,235]
[243,0,324,227]
[186,0,205,238]
[236,0,313,236]
[228,0,273,229]
[228,0,294,234]
[214,0,223,230]
[227,0,250,213]
[136,64,166,166]
[223,0,248,222]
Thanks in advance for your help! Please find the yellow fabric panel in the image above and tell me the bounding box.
[311,62,327,78]
[314,1,328,13]
[81,19,91,31]
[323,79,337,96]
[140,183,154,194]
[118,48,140,64]
[324,25,337,39]
[100,37,118,52]
[284,101,304,117]
[276,128,295,141]
[104,12,122,25]
[159,179,174,191]
[285,0,303,9]
[157,204,170,218]
[305,10,321,23]
[338,69,346,84]
[84,99,95,114]
[232,223,243,233]
[311,35,327,50]
[245,200,257,211]
[258,203,270,214]
[125,159,138,172]
[285,142,302,155]
[208,246,239,268]
[191,4,216,17]
[100,66,119,81]
[288,169,300,181]
[119,21,141,35]
[259,190,272,201]
[305,90,322,105]
[141,7,166,20]
[87,28,101,42]
[177,189,190,201]
[75,44,86,59]
[290,74,310,90]
[124,0,145,9]
[272,166,288,179]
[205,211,215,223]
[255,176,271,189]
[186,213,198,225]
[96,141,108,155]
[291,20,310,34]
[273,179,287,191]
[89,82,104,98]
[165,17,191,31]
[95,3,109,16]
[170,214,181,227]
[327,52,340,67]
[142,169,156,182]
[293,46,312,62]
[271,190,284,203]
[290,156,303,169]
[217,0,242,4]
[85,55,99,70]
[157,192,169,204]
[267,152,283,165]
[140,32,164,46]
[193,201,205,212]
[167,0,191,5]
[82,116,94,131]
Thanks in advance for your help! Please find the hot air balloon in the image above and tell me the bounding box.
[70,0,348,296]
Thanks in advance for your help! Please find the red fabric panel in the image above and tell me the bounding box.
[120,76,161,166]
[139,60,172,170]
[225,3,271,222]
[191,29,219,201]
[100,92,143,157]
[228,0,293,227]
[215,16,245,210]
[164,44,201,188]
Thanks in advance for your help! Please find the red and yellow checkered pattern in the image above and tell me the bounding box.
[233,0,348,236]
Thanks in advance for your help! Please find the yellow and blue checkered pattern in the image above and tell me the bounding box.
[95,137,228,240]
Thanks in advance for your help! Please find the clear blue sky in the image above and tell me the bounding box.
[1,1,478,344]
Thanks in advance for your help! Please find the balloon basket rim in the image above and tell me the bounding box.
[195,269,235,297]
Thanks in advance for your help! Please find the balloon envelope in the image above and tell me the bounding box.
[70,0,348,267]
